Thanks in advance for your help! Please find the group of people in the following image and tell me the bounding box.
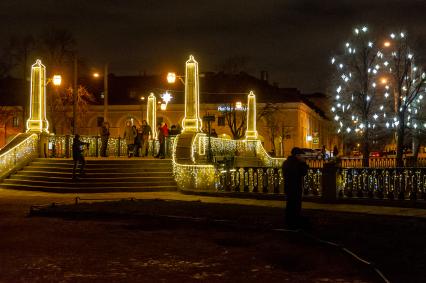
[123,120,153,158]
[123,120,168,159]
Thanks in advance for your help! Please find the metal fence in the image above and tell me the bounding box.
[48,135,176,158]
[338,167,426,201]
[216,166,322,197]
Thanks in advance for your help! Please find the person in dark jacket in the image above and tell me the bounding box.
[72,134,89,180]
[282,147,309,228]
[155,122,168,159]
[124,121,137,158]
[100,122,110,157]
[140,120,152,157]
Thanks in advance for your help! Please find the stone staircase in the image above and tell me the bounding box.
[0,158,177,193]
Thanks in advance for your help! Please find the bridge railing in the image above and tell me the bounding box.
[338,167,426,201]
[47,135,176,158]
[0,133,39,181]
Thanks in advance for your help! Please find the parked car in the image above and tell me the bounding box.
[369,151,382,157]
[351,150,362,157]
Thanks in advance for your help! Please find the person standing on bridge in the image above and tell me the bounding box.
[124,121,137,158]
[72,134,89,181]
[140,120,152,157]
[282,147,309,228]
[100,122,110,157]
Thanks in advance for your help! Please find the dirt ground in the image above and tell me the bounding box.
[0,192,424,282]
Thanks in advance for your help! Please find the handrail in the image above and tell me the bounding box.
[0,133,39,181]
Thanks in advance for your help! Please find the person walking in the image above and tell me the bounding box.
[282,147,309,228]
[124,121,137,158]
[100,122,110,157]
[155,122,168,159]
[72,134,89,180]
[141,120,152,157]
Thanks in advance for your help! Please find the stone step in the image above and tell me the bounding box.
[33,158,171,164]
[3,179,177,188]
[10,175,175,183]
[21,167,173,173]
[28,162,173,169]
[15,171,172,178]
[0,183,178,193]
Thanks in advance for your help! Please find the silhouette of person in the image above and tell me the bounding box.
[282,147,309,228]
[72,134,89,180]
[100,122,110,157]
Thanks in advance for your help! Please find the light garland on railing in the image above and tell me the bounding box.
[0,134,39,177]
[172,134,217,190]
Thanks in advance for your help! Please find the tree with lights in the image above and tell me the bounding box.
[331,26,385,166]
[332,27,426,167]
[381,32,426,167]
[220,103,247,140]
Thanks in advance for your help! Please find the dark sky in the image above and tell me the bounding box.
[1,0,426,93]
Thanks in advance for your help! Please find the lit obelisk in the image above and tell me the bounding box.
[147,92,157,139]
[182,55,202,132]
[245,91,258,140]
[26,59,49,133]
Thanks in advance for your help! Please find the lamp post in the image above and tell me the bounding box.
[140,95,145,122]
[93,63,109,123]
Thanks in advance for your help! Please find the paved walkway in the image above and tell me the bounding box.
[1,189,425,218]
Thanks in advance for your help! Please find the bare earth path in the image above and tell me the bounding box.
[1,190,424,282]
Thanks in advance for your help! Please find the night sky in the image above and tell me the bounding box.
[1,0,426,93]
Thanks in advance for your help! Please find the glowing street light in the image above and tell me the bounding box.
[52,75,62,86]
[93,72,100,78]
[140,96,145,101]
[167,72,185,85]
[167,72,176,83]
[384,41,391,47]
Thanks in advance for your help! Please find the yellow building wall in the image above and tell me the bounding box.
[68,101,337,157]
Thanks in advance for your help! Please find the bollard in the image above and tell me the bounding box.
[322,161,339,201]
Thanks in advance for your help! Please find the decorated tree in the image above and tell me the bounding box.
[331,26,385,166]
[381,32,426,167]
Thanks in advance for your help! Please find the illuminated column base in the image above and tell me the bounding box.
[26,120,49,133]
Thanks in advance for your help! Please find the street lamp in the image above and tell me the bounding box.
[140,95,146,122]
[167,72,185,85]
[52,75,62,86]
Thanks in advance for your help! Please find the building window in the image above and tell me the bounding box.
[218,116,225,126]
[12,117,19,128]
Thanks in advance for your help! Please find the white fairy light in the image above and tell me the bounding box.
[362,26,368,32]
[390,33,395,39]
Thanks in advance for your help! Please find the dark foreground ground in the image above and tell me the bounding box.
[0,193,425,283]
